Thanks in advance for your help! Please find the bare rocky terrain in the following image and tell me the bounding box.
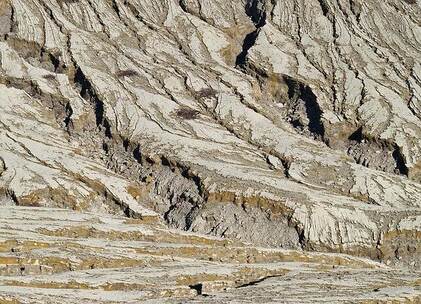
[0,0,420,302]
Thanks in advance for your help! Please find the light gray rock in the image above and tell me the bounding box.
[0,206,418,303]
[0,0,419,277]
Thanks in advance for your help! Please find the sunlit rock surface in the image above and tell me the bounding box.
[0,207,419,303]
[0,0,420,302]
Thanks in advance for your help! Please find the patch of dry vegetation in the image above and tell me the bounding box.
[176,107,200,120]
[116,69,139,78]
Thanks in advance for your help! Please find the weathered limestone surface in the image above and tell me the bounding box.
[0,0,420,301]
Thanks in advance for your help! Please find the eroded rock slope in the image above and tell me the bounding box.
[0,0,420,300]
[0,206,420,303]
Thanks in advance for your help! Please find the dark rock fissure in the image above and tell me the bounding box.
[236,274,284,288]
[178,0,188,13]
[236,0,267,67]
[246,0,267,27]
[347,127,409,176]
[74,67,112,138]
[348,126,363,141]
[236,30,260,66]
[6,189,18,205]
[392,145,409,176]
[284,76,325,139]
[317,0,331,17]
[63,102,73,129]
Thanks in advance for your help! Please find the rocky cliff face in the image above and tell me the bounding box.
[0,0,420,302]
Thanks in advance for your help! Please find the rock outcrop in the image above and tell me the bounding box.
[0,0,420,301]
[0,206,420,303]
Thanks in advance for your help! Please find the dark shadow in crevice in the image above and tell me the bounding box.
[236,274,285,288]
[348,127,409,176]
[284,76,325,138]
[348,126,363,142]
[236,0,267,67]
[246,0,267,27]
[74,67,112,138]
[236,30,260,66]
[392,145,409,176]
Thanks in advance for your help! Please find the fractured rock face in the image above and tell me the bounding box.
[0,157,5,176]
[0,0,419,294]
